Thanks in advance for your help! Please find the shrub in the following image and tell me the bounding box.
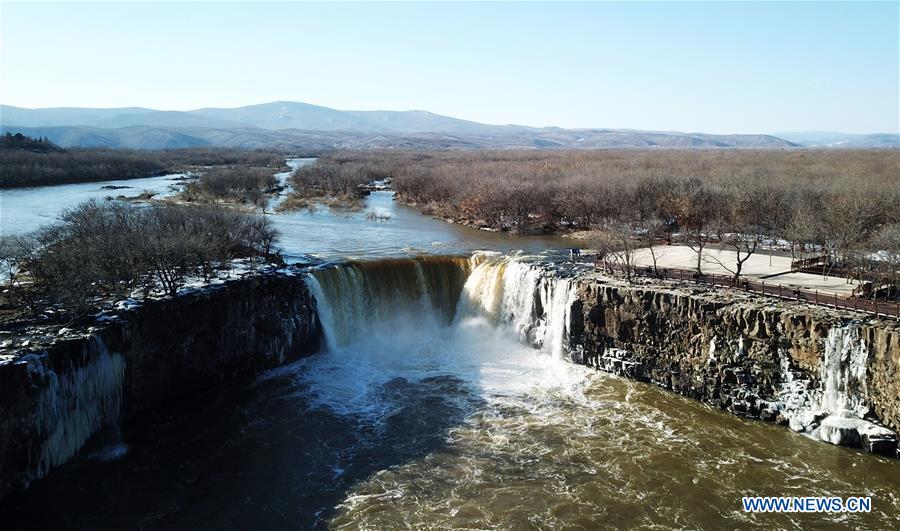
[11,200,281,311]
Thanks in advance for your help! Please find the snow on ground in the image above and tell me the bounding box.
[631,245,794,277]
[629,245,857,297]
[92,259,301,323]
[757,272,858,296]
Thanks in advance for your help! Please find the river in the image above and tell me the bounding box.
[0,173,188,235]
[0,161,897,529]
[1,158,574,258]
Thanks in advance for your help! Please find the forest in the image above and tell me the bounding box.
[0,133,287,188]
[293,149,900,294]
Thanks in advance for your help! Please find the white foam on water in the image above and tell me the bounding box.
[296,254,588,422]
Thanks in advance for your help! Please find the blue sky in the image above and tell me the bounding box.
[1,1,897,134]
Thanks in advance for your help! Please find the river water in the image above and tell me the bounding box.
[0,173,188,235]
[1,158,573,258]
[0,163,897,529]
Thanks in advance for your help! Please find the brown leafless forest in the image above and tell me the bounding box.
[181,166,281,210]
[295,149,900,293]
[0,133,288,188]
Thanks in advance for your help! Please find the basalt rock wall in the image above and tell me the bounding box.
[570,275,900,457]
[0,273,321,499]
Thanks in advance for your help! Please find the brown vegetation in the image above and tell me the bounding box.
[0,200,280,318]
[181,166,280,210]
[302,150,900,294]
[277,154,387,211]
[0,134,287,188]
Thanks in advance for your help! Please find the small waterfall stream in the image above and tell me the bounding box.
[456,251,579,359]
[818,324,870,419]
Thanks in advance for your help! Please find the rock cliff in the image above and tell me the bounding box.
[0,273,321,499]
[571,274,900,457]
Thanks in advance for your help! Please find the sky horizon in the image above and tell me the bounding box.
[2,1,898,135]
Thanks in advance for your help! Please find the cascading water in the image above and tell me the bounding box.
[305,256,471,350]
[456,251,580,359]
[810,324,897,446]
[307,252,581,359]
[818,324,870,419]
[296,253,588,424]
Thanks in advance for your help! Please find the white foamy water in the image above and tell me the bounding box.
[289,314,590,422]
[458,251,579,359]
[299,254,588,421]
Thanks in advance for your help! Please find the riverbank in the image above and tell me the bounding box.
[393,194,558,235]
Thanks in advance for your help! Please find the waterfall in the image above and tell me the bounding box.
[818,324,869,419]
[27,336,126,482]
[306,252,581,360]
[457,252,579,359]
[776,348,816,433]
[297,252,587,433]
[776,323,871,428]
[306,256,471,349]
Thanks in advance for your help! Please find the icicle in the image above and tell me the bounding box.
[818,324,869,419]
[28,336,126,481]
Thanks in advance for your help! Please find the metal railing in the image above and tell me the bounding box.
[595,261,900,319]
[790,254,829,271]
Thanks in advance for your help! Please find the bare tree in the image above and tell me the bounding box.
[675,182,723,276]
[0,236,20,288]
[10,200,282,311]
[636,217,667,275]
[872,223,900,299]
[589,223,639,282]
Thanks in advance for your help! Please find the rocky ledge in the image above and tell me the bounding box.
[569,273,900,458]
[0,271,321,499]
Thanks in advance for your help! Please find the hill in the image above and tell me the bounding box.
[0,124,799,151]
[775,131,900,148]
[0,101,809,150]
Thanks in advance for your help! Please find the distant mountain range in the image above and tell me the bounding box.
[773,131,900,149]
[0,101,531,135]
[1,101,895,150]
